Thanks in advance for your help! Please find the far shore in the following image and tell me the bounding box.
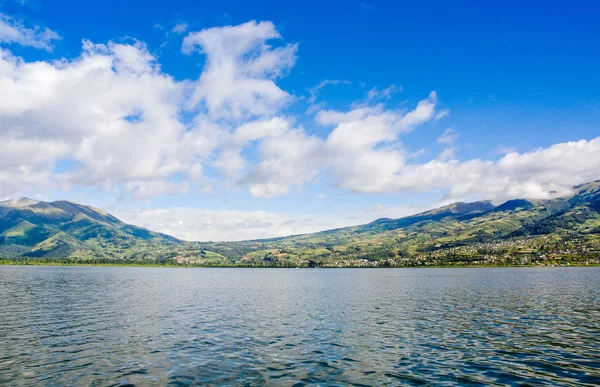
[1,261,597,269]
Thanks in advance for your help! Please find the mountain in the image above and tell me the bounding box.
[0,199,179,261]
[195,180,600,266]
[1,180,599,267]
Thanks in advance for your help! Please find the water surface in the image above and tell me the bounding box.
[0,266,599,386]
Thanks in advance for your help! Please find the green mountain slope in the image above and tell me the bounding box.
[196,180,600,266]
[0,199,199,263]
[1,181,599,267]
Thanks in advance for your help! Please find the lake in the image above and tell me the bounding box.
[0,266,598,386]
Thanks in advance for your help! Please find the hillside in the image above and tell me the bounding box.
[1,181,599,267]
[0,199,226,264]
[195,180,600,266]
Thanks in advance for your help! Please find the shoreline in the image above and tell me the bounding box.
[1,261,597,269]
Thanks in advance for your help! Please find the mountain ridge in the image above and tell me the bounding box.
[0,198,178,261]
[1,180,599,266]
[193,180,600,266]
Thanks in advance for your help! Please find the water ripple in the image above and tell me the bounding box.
[0,266,599,386]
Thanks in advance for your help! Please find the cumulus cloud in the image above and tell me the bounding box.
[1,13,599,213]
[0,39,198,197]
[0,134,68,196]
[323,92,438,145]
[236,91,440,198]
[182,20,297,120]
[232,116,291,145]
[370,137,600,203]
[243,128,326,198]
[320,92,439,193]
[0,19,300,199]
[210,116,293,177]
[0,13,60,51]
[240,86,600,203]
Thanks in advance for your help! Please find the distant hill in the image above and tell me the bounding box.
[196,180,600,266]
[1,181,599,267]
[0,199,178,261]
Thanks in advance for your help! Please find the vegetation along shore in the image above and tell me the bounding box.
[1,181,599,268]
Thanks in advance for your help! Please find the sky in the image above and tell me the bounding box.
[0,0,599,241]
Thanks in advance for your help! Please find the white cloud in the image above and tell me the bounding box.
[124,180,190,200]
[367,84,401,100]
[0,13,60,51]
[361,203,430,220]
[270,92,600,203]
[210,116,293,177]
[116,207,349,241]
[243,128,326,198]
[232,116,291,145]
[0,40,197,197]
[437,147,456,161]
[322,92,439,193]
[434,108,450,121]
[235,91,441,198]
[322,92,438,147]
[115,201,442,241]
[437,127,460,144]
[496,145,517,155]
[307,79,351,104]
[0,20,301,199]
[172,23,188,34]
[408,148,426,159]
[1,13,599,221]
[183,20,297,120]
[369,137,600,203]
[0,135,68,196]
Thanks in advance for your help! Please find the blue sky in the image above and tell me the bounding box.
[1,0,599,240]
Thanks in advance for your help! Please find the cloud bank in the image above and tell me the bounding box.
[1,15,599,218]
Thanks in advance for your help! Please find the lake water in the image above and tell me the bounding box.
[0,266,599,386]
